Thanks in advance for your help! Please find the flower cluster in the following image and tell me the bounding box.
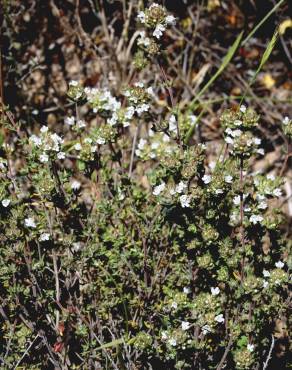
[0,5,290,369]
[29,125,65,163]
[123,82,154,116]
[137,3,176,55]
[135,128,176,160]
[221,105,264,157]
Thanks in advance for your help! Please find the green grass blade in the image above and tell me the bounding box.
[189,31,243,109]
[241,28,279,104]
[96,338,125,350]
[256,28,279,75]
[242,0,285,45]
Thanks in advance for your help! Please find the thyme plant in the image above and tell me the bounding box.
[0,3,291,369]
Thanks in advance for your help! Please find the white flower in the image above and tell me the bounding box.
[153,182,166,196]
[211,287,220,296]
[57,152,66,160]
[149,3,159,9]
[146,86,154,96]
[224,175,233,183]
[234,119,242,126]
[125,106,135,120]
[214,314,224,323]
[137,31,151,47]
[25,217,36,228]
[189,115,197,125]
[69,80,78,87]
[72,242,82,252]
[258,200,267,210]
[151,142,159,150]
[169,114,177,132]
[171,301,178,310]
[183,287,190,294]
[263,280,269,288]
[249,214,263,224]
[275,261,284,269]
[161,331,168,340]
[2,199,10,207]
[215,188,224,194]
[40,125,49,133]
[51,133,63,145]
[168,338,177,347]
[247,344,255,352]
[175,181,187,194]
[254,137,261,145]
[240,105,247,113]
[30,135,42,146]
[77,120,86,129]
[273,188,282,197]
[267,174,275,180]
[108,113,118,126]
[180,194,191,208]
[71,180,81,190]
[165,15,176,25]
[263,270,270,277]
[231,129,242,137]
[96,137,106,145]
[282,116,290,125]
[74,143,82,151]
[153,24,166,39]
[137,11,145,23]
[136,104,149,115]
[135,82,144,88]
[138,138,147,150]
[209,161,216,170]
[202,174,212,184]
[225,136,234,145]
[39,233,50,241]
[202,325,211,335]
[65,116,75,126]
[39,153,49,163]
[233,195,241,205]
[181,321,190,331]
[257,148,265,155]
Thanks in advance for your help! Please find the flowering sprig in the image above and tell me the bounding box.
[29,125,65,163]
[137,3,176,56]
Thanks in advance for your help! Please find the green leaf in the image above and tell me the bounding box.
[189,31,243,109]
[255,28,279,80]
[0,131,4,147]
[96,338,125,350]
[77,160,86,171]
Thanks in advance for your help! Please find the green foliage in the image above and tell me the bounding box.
[0,2,290,370]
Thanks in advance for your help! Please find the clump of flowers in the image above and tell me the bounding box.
[137,3,176,56]
[0,4,290,370]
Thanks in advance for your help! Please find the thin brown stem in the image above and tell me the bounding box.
[216,336,233,370]
[128,124,140,177]
[239,156,246,282]
[157,61,182,148]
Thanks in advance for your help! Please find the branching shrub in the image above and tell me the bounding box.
[0,2,291,369]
